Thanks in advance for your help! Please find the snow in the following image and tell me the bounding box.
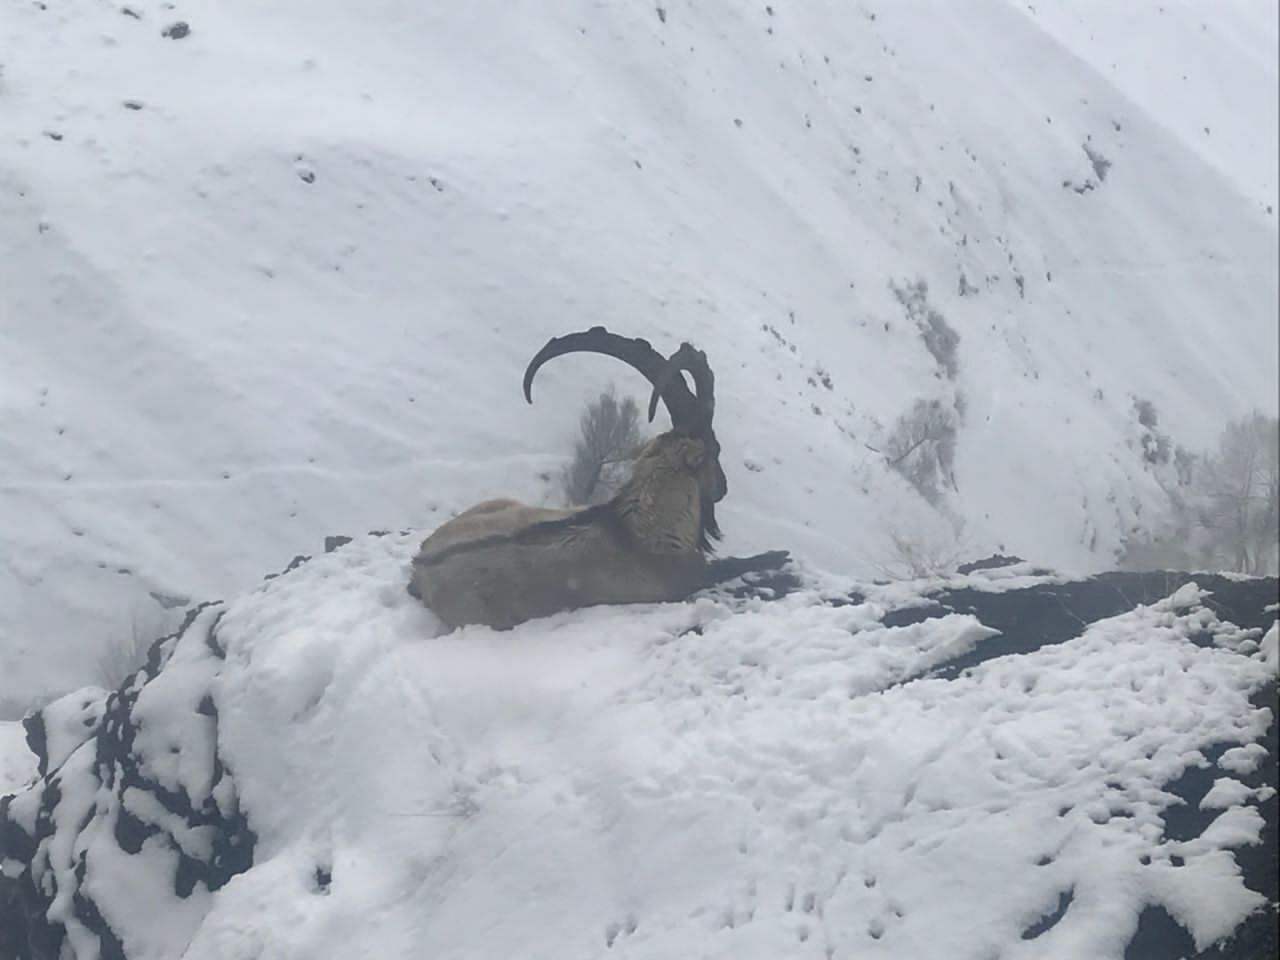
[1218,742,1269,777]
[0,721,37,796]
[1,2,1277,954]
[2,0,1278,701]
[8,533,1256,960]
[36,685,110,776]
[1200,777,1274,810]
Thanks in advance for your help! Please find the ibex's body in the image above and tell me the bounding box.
[409,328,786,630]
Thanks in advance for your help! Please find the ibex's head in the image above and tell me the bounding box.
[523,327,727,542]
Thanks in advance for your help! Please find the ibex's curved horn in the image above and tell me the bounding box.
[522,326,701,427]
[646,343,715,430]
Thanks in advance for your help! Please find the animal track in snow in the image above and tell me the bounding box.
[604,913,638,948]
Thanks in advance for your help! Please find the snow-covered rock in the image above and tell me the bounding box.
[2,537,1276,960]
[0,600,254,960]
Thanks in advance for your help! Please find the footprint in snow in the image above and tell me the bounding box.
[293,155,316,184]
[604,914,638,948]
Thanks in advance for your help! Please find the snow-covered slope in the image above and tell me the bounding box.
[0,723,36,796]
[1,1,1277,697]
[2,537,1276,959]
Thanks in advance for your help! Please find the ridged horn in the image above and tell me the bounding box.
[645,342,715,431]
[522,326,701,428]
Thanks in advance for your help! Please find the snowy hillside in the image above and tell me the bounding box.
[2,537,1276,959]
[2,2,1277,703]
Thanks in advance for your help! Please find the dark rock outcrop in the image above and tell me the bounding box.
[1,604,256,960]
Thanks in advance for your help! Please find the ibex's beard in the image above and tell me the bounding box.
[699,498,722,554]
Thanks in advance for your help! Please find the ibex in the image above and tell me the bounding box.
[409,326,789,629]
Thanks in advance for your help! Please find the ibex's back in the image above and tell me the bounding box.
[409,328,729,630]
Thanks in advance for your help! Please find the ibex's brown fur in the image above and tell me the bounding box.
[408,328,786,630]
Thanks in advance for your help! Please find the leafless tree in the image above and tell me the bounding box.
[1196,411,1279,574]
[1121,411,1278,575]
[884,398,959,505]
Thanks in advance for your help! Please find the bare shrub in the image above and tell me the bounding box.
[560,386,647,506]
[884,398,959,505]
[1133,397,1158,430]
[871,519,970,581]
[890,278,960,380]
[94,609,178,690]
[1132,397,1173,465]
[1173,444,1196,486]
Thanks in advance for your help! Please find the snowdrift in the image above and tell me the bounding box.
[2,536,1276,960]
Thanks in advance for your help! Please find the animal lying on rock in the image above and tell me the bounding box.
[408,326,790,629]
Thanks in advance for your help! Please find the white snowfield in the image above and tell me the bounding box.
[2,0,1277,700]
[3,535,1275,960]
